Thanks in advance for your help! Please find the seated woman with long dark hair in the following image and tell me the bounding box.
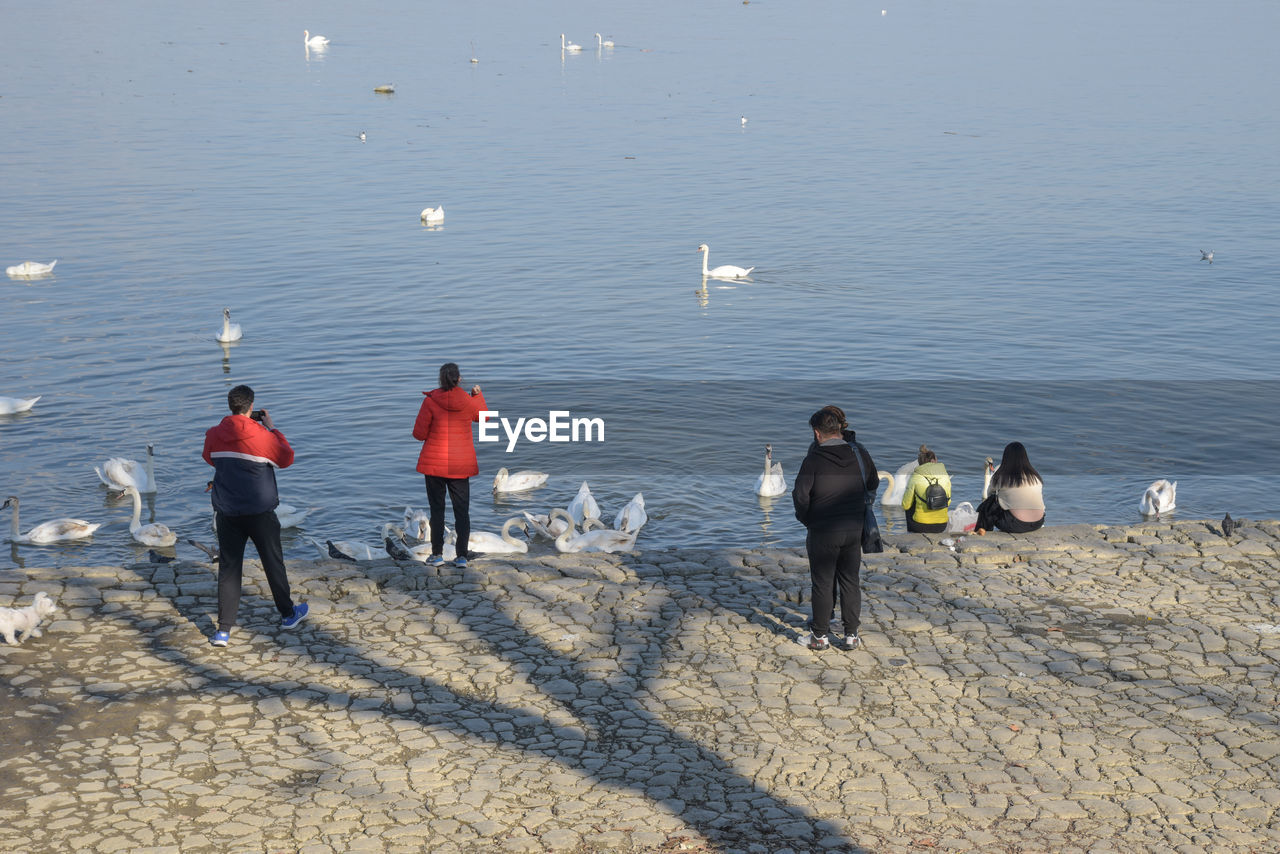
[975,441,1045,534]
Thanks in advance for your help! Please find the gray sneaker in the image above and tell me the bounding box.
[807,632,830,651]
[837,634,861,651]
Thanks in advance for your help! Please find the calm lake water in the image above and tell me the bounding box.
[3,0,1279,569]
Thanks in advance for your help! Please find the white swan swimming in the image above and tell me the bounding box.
[420,205,444,224]
[6,260,57,278]
[614,492,647,533]
[309,536,378,562]
[755,444,786,497]
[3,495,100,544]
[303,30,329,47]
[1139,479,1177,516]
[0,396,41,415]
[122,485,177,548]
[561,34,582,52]
[554,511,638,553]
[877,459,918,506]
[469,517,530,554]
[698,243,754,279]
[374,84,396,94]
[215,307,242,343]
[95,443,157,493]
[522,509,571,540]
[567,481,600,525]
[493,467,549,494]
[275,503,315,528]
[595,33,614,48]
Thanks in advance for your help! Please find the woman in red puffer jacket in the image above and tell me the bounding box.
[413,362,488,566]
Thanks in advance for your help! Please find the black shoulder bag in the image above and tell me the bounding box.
[852,442,884,553]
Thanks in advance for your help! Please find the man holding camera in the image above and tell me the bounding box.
[202,384,308,647]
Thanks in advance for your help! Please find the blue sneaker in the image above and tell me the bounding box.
[426,554,445,567]
[210,630,230,647]
[281,602,309,629]
[454,555,468,568]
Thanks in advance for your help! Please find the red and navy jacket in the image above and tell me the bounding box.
[202,414,295,516]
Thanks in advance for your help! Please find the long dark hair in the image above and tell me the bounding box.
[438,362,461,391]
[992,441,1042,488]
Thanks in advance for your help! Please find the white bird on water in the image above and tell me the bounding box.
[567,481,600,525]
[1139,479,1177,516]
[493,467,549,494]
[6,260,57,278]
[303,30,329,48]
[1200,249,1213,264]
[95,443,157,493]
[877,459,919,506]
[561,34,582,52]
[3,495,101,544]
[595,33,614,48]
[698,244,754,279]
[121,485,177,548]
[755,444,786,497]
[0,396,41,415]
[215,307,242,343]
[420,205,444,224]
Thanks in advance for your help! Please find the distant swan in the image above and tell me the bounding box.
[95,443,157,494]
[614,492,647,533]
[469,517,529,554]
[3,495,100,544]
[1139,479,1177,516]
[493,467,549,494]
[6,260,57,278]
[215,307,242,343]
[303,30,329,47]
[122,485,177,548]
[755,444,786,497]
[420,205,444,223]
[877,459,918,506]
[567,481,600,525]
[595,33,614,48]
[698,244,754,279]
[561,34,582,52]
[0,396,41,415]
[1200,249,1213,264]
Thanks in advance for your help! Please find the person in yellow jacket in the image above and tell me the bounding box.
[901,445,951,533]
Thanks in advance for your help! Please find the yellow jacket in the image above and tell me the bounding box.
[902,461,951,525]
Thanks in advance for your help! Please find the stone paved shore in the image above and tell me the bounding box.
[2,520,1279,853]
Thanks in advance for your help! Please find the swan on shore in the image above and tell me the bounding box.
[469,517,529,554]
[555,512,638,553]
[595,33,614,48]
[567,481,600,525]
[982,456,996,500]
[309,537,378,562]
[614,492,647,533]
[877,459,918,506]
[522,509,571,540]
[1139,479,1177,516]
[561,34,582,52]
[0,396,41,415]
[215,307,242,343]
[95,443,157,494]
[698,244,754,279]
[382,523,456,561]
[3,495,100,544]
[493,467,548,494]
[121,486,177,548]
[6,260,57,278]
[420,205,444,223]
[304,30,329,47]
[755,444,786,497]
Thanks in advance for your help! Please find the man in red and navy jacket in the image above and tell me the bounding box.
[202,384,307,647]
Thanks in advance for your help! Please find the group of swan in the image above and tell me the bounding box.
[6,259,57,278]
[215,307,242,343]
[698,244,754,279]
[0,396,41,415]
[561,33,614,52]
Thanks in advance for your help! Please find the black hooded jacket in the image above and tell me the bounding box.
[792,436,878,534]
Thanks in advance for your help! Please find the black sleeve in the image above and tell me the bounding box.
[792,456,815,526]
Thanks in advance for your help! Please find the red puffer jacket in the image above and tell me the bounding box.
[413,386,488,478]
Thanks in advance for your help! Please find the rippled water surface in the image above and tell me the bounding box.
[3,0,1279,569]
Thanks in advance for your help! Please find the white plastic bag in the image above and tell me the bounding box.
[947,501,978,533]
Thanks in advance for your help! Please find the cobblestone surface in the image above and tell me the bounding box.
[2,519,1279,852]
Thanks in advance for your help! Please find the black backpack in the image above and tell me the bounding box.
[923,476,949,511]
